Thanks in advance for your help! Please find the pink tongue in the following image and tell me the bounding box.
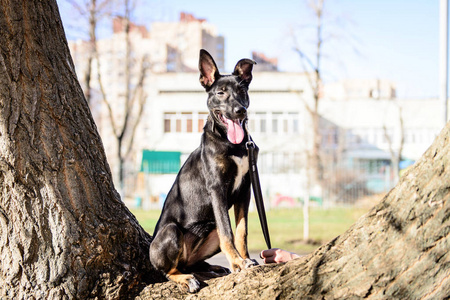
[225,118,244,144]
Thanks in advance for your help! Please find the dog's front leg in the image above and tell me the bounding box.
[210,190,247,272]
[234,189,259,268]
[234,190,250,260]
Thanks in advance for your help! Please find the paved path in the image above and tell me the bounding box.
[206,252,264,267]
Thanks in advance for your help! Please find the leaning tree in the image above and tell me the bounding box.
[1,0,450,299]
[0,0,160,299]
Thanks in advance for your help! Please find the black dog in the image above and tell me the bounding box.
[149,49,258,293]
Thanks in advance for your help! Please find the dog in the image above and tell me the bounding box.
[149,49,258,293]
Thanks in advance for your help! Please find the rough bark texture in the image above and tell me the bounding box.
[0,1,161,299]
[137,122,450,299]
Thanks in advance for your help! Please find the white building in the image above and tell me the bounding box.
[132,71,443,208]
[133,71,314,208]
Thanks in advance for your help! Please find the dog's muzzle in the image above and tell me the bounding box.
[216,112,246,144]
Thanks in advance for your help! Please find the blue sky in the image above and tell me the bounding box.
[58,0,441,99]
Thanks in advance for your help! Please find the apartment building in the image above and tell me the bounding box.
[133,71,442,207]
[150,12,224,72]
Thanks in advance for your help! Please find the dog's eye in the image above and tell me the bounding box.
[217,91,225,96]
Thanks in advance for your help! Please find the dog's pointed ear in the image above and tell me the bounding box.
[199,49,220,89]
[233,58,256,86]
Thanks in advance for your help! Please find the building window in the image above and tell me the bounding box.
[183,112,193,132]
[176,119,182,132]
[272,112,282,133]
[164,119,171,132]
[164,112,176,133]
[164,112,208,133]
[289,113,300,133]
[247,112,300,134]
[256,112,267,133]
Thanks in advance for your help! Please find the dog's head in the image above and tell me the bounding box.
[199,49,256,145]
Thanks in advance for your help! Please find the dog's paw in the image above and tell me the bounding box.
[243,258,259,269]
[187,276,201,293]
[173,274,201,293]
[230,258,259,272]
[230,262,242,273]
[184,275,200,293]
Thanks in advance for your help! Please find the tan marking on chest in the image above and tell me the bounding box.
[230,155,249,192]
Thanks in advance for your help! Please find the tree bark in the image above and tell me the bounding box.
[0,1,161,299]
[137,121,450,299]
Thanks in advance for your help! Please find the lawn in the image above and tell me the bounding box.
[131,206,371,255]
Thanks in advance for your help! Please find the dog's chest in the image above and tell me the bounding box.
[230,155,249,192]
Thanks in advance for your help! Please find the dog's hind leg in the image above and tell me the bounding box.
[149,223,201,293]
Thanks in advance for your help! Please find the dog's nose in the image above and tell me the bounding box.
[234,106,247,117]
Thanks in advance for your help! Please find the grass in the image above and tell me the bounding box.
[131,206,371,255]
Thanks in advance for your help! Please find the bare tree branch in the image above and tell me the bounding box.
[125,55,149,158]
[293,47,317,73]
[118,0,132,142]
[66,0,87,15]
[383,101,405,184]
[95,49,120,138]
[65,0,114,105]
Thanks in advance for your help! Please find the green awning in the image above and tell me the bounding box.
[140,150,181,174]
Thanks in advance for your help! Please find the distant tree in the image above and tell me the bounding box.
[383,101,405,185]
[65,0,112,106]
[293,0,325,186]
[292,0,325,242]
[97,0,149,196]
[292,0,358,239]
[64,0,149,195]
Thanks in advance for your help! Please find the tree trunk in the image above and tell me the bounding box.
[137,121,450,299]
[0,1,161,299]
[2,1,450,299]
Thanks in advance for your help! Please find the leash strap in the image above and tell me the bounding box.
[246,138,272,250]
